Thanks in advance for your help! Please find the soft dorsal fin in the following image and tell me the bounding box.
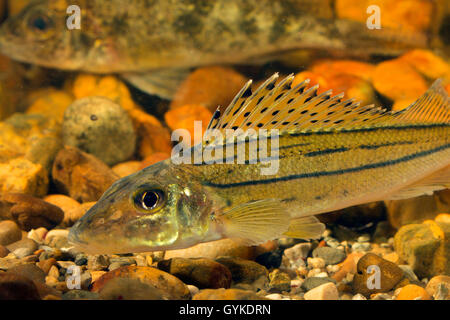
[205,75,449,143]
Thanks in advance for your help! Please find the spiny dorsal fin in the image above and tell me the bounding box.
[205,75,449,143]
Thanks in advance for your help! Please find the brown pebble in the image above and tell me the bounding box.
[157,257,232,289]
[352,253,404,297]
[52,146,119,202]
[37,258,57,275]
[0,220,22,246]
[0,194,64,231]
[193,288,267,300]
[0,245,9,258]
[0,272,41,300]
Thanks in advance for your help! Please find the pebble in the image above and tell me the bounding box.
[312,247,346,265]
[357,234,371,243]
[215,256,269,286]
[91,266,190,300]
[0,245,9,258]
[0,220,22,246]
[6,238,38,258]
[307,257,325,269]
[44,229,70,249]
[0,272,41,299]
[352,253,404,297]
[87,254,110,271]
[7,263,46,283]
[352,293,367,300]
[192,288,267,300]
[255,248,283,269]
[74,253,88,266]
[62,96,136,166]
[351,242,371,252]
[284,242,311,268]
[112,161,142,178]
[304,282,339,300]
[164,239,255,260]
[0,194,64,231]
[52,146,119,203]
[48,265,59,279]
[395,284,432,300]
[157,257,232,289]
[61,202,95,227]
[36,258,57,274]
[425,275,450,299]
[301,277,336,292]
[187,284,199,297]
[268,269,291,293]
[27,227,47,243]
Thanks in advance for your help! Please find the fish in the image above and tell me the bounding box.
[68,73,450,254]
[0,0,429,98]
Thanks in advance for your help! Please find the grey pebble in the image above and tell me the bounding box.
[312,247,346,265]
[62,96,136,166]
[301,277,336,292]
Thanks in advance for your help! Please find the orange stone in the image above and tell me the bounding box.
[395,284,432,300]
[400,49,450,79]
[140,153,170,169]
[292,71,329,93]
[311,59,375,82]
[165,104,212,145]
[372,58,428,101]
[170,66,247,112]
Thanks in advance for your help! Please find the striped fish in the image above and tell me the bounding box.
[69,74,450,254]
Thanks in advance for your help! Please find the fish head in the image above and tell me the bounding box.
[0,0,87,70]
[69,160,214,254]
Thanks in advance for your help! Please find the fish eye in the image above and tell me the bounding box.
[134,190,165,212]
[28,14,52,31]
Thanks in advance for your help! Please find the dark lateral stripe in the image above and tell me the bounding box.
[304,147,349,157]
[358,141,414,150]
[288,123,449,137]
[203,143,450,189]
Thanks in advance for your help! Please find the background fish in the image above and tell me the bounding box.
[69,74,450,254]
[0,0,431,98]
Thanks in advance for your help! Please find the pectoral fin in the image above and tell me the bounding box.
[122,68,191,99]
[218,199,290,245]
[283,216,325,239]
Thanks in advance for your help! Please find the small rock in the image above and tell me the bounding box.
[307,257,325,269]
[7,263,46,283]
[48,265,59,279]
[304,282,339,300]
[43,194,80,219]
[87,254,110,271]
[44,229,70,249]
[193,288,266,300]
[6,238,38,258]
[394,220,449,278]
[351,242,371,252]
[187,284,199,297]
[301,277,336,292]
[62,290,99,300]
[74,253,88,266]
[36,258,57,274]
[352,293,367,300]
[268,269,291,293]
[357,234,371,242]
[91,266,190,300]
[112,161,141,178]
[62,202,95,227]
[170,66,247,112]
[0,245,9,258]
[164,239,255,260]
[62,96,136,166]
[395,284,432,300]
[0,194,63,231]
[0,220,22,245]
[312,247,346,265]
[352,253,404,297]
[425,275,450,299]
[0,272,41,299]
[284,243,311,268]
[89,270,107,283]
[27,227,47,243]
[215,256,269,285]
[255,248,283,269]
[157,257,232,289]
[52,146,119,203]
